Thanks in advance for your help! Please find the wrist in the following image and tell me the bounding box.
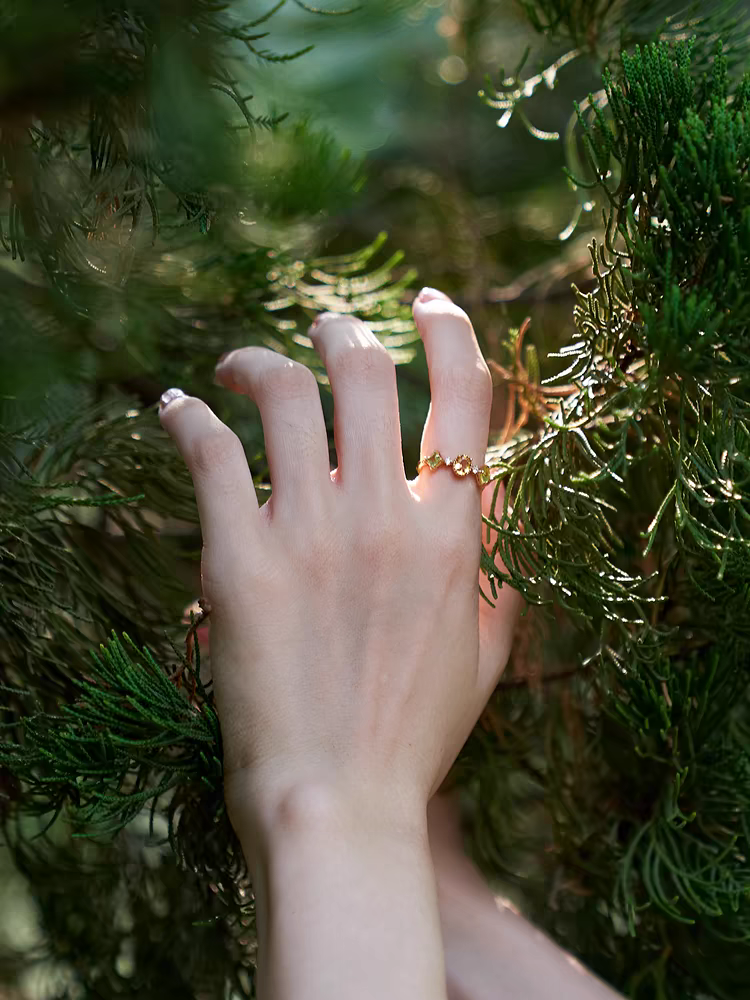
[235,779,447,1000]
[229,772,429,873]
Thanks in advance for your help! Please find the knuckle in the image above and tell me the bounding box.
[256,359,317,403]
[434,360,493,412]
[201,555,236,605]
[297,542,335,589]
[288,523,339,590]
[433,524,472,568]
[365,518,407,569]
[189,425,244,477]
[204,551,276,606]
[355,515,403,568]
[328,342,395,386]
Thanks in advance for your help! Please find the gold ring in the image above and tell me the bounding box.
[416,451,491,489]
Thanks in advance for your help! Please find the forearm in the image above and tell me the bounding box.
[435,857,621,1000]
[240,783,448,1000]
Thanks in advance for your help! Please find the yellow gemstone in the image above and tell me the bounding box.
[426,451,444,470]
[476,465,491,487]
[452,454,473,476]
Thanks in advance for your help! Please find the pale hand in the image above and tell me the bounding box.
[159,288,521,844]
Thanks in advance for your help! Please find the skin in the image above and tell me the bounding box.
[159,288,618,999]
[428,792,623,1000]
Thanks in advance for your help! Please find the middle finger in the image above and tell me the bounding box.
[308,312,406,492]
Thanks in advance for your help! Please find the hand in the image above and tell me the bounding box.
[160,288,521,838]
[160,289,522,1000]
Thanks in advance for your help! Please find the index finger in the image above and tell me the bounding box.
[158,388,261,556]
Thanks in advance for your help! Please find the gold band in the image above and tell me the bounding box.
[416,451,491,489]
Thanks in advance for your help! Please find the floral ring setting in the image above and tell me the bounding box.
[416,451,491,489]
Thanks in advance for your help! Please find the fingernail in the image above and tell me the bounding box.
[416,287,451,303]
[215,349,236,372]
[309,311,343,335]
[159,387,186,411]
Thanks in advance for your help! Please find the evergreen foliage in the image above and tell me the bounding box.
[465,11,750,999]
[2,2,750,1000]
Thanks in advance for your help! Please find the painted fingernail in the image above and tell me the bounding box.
[309,311,343,335]
[159,387,186,411]
[416,287,451,303]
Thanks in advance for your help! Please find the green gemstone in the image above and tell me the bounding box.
[426,451,444,470]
